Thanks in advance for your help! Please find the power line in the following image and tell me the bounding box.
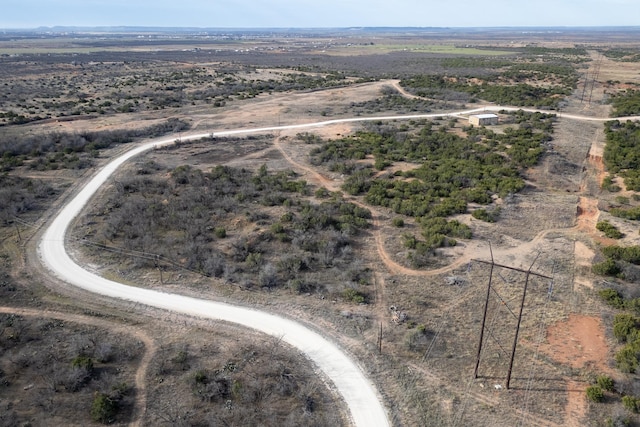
[454,264,509,427]
[517,262,557,427]
[473,250,551,389]
[587,54,603,106]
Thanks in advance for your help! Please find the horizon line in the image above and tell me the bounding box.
[3,25,640,32]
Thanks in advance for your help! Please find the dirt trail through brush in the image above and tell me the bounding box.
[274,135,480,277]
[0,306,156,427]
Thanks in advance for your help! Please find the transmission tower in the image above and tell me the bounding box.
[473,245,553,389]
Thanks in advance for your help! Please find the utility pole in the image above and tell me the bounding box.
[474,243,494,378]
[15,223,22,243]
[155,255,163,284]
[505,253,539,389]
[473,249,552,389]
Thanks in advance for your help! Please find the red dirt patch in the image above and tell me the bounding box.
[587,149,606,188]
[539,313,610,372]
[576,197,599,232]
[538,314,611,427]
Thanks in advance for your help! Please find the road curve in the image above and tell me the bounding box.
[38,131,392,427]
[38,108,639,427]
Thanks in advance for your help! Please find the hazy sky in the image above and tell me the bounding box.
[3,0,639,29]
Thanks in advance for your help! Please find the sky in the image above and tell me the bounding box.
[2,0,640,29]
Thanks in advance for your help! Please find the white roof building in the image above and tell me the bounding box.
[469,113,499,126]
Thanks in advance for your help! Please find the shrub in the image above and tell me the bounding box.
[342,288,367,304]
[71,355,94,372]
[402,233,417,249]
[622,395,640,413]
[270,223,285,234]
[374,156,391,171]
[392,217,405,227]
[471,208,501,222]
[288,278,314,294]
[315,187,330,198]
[602,245,640,264]
[471,208,489,222]
[404,326,430,353]
[596,220,624,239]
[172,348,189,371]
[613,314,639,342]
[611,206,640,220]
[616,196,630,205]
[616,344,640,373]
[592,258,622,277]
[214,227,226,238]
[586,385,605,402]
[602,175,620,192]
[258,263,278,288]
[194,370,208,384]
[596,375,615,392]
[280,212,294,222]
[599,288,625,309]
[91,392,118,423]
[626,297,640,314]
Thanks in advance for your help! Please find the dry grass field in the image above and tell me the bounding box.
[3,27,640,426]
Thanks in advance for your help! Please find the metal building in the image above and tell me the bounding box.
[469,113,499,126]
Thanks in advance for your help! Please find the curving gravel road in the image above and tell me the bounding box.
[38,127,392,427]
[38,107,639,427]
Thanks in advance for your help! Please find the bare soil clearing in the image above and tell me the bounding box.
[539,314,610,372]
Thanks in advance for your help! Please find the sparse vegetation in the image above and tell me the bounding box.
[81,160,371,299]
[310,110,552,266]
[148,336,344,426]
[0,313,141,425]
[401,61,577,108]
[2,28,640,427]
[603,120,640,192]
